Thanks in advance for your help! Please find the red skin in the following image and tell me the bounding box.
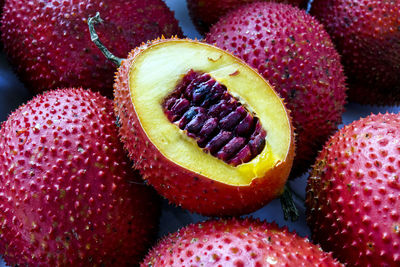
[114,39,295,216]
[206,2,347,178]
[306,113,400,266]
[311,0,400,105]
[187,0,307,34]
[142,218,343,266]
[1,0,182,97]
[0,89,160,266]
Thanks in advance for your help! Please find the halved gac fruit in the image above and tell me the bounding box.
[114,39,294,216]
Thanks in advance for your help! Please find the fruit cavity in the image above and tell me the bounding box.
[311,0,400,105]
[306,113,400,266]
[113,38,294,216]
[206,2,347,178]
[0,89,160,266]
[0,0,182,97]
[162,70,267,166]
[142,218,343,266]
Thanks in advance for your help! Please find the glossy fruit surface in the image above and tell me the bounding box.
[1,0,182,97]
[311,0,400,105]
[307,113,400,266]
[142,218,343,266]
[0,88,160,266]
[187,0,306,34]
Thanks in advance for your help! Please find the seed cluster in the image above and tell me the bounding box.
[163,70,266,166]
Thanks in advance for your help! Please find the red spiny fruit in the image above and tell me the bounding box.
[206,2,347,178]
[187,0,307,34]
[306,113,400,266]
[311,0,400,105]
[0,88,160,266]
[113,38,294,216]
[0,0,182,97]
[142,218,343,266]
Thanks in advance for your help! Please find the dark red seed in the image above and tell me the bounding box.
[186,113,208,135]
[249,131,267,156]
[236,114,255,137]
[201,82,224,107]
[220,106,247,131]
[178,106,199,129]
[197,118,218,147]
[206,131,232,155]
[208,99,237,118]
[229,145,252,166]
[217,137,246,161]
[162,70,267,166]
[170,98,190,121]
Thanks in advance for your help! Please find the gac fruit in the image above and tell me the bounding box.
[111,37,294,216]
[187,0,307,34]
[142,218,343,266]
[0,89,160,266]
[0,0,182,97]
[306,113,400,266]
[206,2,347,178]
[311,0,400,105]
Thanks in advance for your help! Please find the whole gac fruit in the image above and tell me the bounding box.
[187,0,307,34]
[205,2,348,178]
[142,218,343,266]
[0,89,160,266]
[306,113,400,266]
[311,0,400,105]
[0,0,182,97]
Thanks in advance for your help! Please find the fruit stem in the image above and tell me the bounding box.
[88,12,123,67]
[280,184,299,222]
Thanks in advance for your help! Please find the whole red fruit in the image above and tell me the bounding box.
[0,88,160,266]
[306,113,400,266]
[311,0,400,105]
[187,0,307,34]
[0,0,182,97]
[206,2,347,177]
[142,218,343,266]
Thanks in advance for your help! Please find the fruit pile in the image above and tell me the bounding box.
[0,0,398,266]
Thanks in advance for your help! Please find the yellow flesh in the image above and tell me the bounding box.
[129,40,291,186]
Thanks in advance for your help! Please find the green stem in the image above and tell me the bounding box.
[88,12,123,67]
[280,184,299,222]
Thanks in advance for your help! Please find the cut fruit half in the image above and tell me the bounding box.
[115,38,294,216]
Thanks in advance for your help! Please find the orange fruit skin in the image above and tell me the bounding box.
[114,39,295,216]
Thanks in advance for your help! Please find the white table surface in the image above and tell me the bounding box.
[0,1,399,265]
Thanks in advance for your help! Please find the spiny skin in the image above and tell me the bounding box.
[114,38,295,216]
[0,0,182,98]
[0,89,160,266]
[142,218,343,267]
[206,2,347,178]
[306,113,400,266]
[187,0,307,34]
[311,0,400,105]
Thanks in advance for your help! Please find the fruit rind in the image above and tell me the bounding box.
[0,88,160,266]
[306,113,400,266]
[114,38,294,216]
[311,0,400,105]
[142,217,343,266]
[1,0,183,97]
